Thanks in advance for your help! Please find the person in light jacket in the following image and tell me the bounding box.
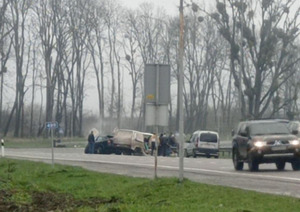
[150,133,160,156]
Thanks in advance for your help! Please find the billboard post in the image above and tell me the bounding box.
[144,64,170,178]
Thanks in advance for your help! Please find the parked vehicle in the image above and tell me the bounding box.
[111,129,152,155]
[84,135,117,154]
[184,140,194,157]
[84,129,152,156]
[232,120,300,171]
[187,130,219,158]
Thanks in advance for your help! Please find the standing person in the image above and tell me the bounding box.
[169,133,177,156]
[88,131,95,154]
[150,133,157,156]
[158,133,163,156]
[162,133,170,156]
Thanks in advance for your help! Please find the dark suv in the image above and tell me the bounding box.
[232,120,300,171]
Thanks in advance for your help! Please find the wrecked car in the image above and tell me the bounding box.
[84,129,152,156]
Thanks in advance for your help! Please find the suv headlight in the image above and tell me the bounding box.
[254,141,266,148]
[290,140,300,145]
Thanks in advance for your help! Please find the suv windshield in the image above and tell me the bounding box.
[200,133,217,143]
[249,122,290,136]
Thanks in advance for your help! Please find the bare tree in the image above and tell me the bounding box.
[4,0,32,137]
[183,12,227,132]
[65,0,94,136]
[29,39,38,136]
[123,12,143,123]
[212,0,300,119]
[34,0,57,128]
[87,3,106,128]
[102,0,123,123]
[0,0,12,133]
[126,4,171,130]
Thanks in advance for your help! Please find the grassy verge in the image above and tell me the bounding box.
[0,159,299,211]
[2,137,87,148]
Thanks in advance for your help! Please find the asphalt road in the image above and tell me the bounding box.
[3,147,300,198]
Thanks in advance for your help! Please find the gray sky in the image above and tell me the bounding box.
[119,0,180,16]
[119,0,215,17]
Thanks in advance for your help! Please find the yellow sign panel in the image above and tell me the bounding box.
[146,94,155,100]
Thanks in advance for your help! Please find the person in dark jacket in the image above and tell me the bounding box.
[88,131,95,154]
[161,133,169,156]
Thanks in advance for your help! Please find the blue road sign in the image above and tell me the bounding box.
[46,121,58,129]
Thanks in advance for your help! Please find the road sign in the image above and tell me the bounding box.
[46,121,58,129]
[144,64,170,105]
[145,104,168,126]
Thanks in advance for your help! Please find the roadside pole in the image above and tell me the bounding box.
[178,0,185,182]
[46,121,58,167]
[155,126,158,178]
[1,139,4,157]
[51,127,54,166]
[154,64,160,179]
[145,64,170,180]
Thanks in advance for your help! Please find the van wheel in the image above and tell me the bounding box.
[232,148,243,170]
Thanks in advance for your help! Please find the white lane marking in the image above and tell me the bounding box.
[6,153,300,183]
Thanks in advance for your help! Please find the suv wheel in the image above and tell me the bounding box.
[248,155,259,171]
[232,148,243,170]
[275,161,285,171]
[291,159,300,171]
[95,146,103,154]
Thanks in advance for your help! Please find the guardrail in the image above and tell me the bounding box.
[219,146,232,157]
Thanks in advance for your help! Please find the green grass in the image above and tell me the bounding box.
[0,159,299,211]
[2,137,87,148]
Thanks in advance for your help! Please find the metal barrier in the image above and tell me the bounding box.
[219,147,232,157]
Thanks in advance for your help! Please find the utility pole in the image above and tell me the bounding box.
[239,0,245,120]
[178,0,184,182]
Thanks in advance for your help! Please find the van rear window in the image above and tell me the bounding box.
[200,133,217,143]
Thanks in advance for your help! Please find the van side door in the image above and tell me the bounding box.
[190,133,198,149]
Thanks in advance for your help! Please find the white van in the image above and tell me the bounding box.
[189,130,219,158]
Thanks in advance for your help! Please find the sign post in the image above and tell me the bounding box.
[144,64,170,179]
[1,139,4,157]
[46,121,58,166]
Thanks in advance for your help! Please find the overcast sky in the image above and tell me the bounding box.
[119,0,180,16]
[118,0,215,16]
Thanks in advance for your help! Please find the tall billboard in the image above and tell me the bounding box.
[144,64,170,126]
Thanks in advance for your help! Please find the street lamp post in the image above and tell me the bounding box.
[178,0,184,182]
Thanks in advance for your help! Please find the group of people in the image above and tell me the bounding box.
[147,132,178,156]
[87,130,178,156]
